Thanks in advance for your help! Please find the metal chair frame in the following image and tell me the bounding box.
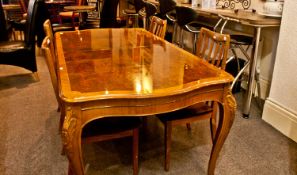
[213,14,260,96]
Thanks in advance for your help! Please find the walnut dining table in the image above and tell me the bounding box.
[55,28,236,175]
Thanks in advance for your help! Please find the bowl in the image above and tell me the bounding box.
[263,2,284,15]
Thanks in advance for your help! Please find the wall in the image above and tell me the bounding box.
[262,0,297,143]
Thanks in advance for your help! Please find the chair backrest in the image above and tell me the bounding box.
[0,2,9,41]
[175,6,199,27]
[134,0,144,13]
[19,0,29,13]
[43,19,58,72]
[196,27,230,70]
[149,16,167,39]
[77,0,84,6]
[43,19,54,41]
[143,1,157,18]
[25,0,47,47]
[158,0,176,18]
[140,1,157,29]
[41,36,60,105]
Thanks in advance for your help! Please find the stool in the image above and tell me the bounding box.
[138,1,157,30]
[122,0,144,28]
[158,0,176,42]
[175,6,210,53]
[214,15,260,96]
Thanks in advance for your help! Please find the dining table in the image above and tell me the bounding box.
[55,28,236,175]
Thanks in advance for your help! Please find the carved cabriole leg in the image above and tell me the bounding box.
[210,102,218,142]
[59,103,66,133]
[62,106,84,175]
[207,88,236,175]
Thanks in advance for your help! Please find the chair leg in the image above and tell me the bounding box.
[68,163,73,175]
[186,123,191,130]
[33,72,39,81]
[192,33,198,54]
[134,15,139,28]
[133,128,139,175]
[59,105,65,133]
[143,16,146,29]
[142,116,148,132]
[210,102,217,142]
[172,23,177,44]
[164,121,172,171]
[59,16,63,24]
[180,29,184,49]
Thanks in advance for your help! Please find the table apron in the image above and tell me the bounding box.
[62,84,228,126]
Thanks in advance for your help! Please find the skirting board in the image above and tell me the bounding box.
[262,99,297,143]
[240,76,270,100]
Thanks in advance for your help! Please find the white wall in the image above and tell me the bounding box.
[262,0,297,143]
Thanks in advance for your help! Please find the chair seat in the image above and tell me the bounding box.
[0,41,28,52]
[82,117,142,138]
[230,34,253,45]
[158,103,213,123]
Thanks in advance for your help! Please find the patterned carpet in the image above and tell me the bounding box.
[0,53,297,175]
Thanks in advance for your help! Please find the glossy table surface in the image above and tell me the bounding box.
[56,28,233,102]
[55,28,235,175]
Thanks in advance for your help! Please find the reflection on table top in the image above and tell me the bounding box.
[64,5,96,12]
[55,28,233,102]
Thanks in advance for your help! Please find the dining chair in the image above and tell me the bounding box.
[0,0,47,73]
[157,0,176,42]
[41,36,60,108]
[0,1,22,41]
[148,16,167,39]
[42,35,142,175]
[4,0,28,41]
[43,20,65,127]
[175,6,212,54]
[157,27,230,171]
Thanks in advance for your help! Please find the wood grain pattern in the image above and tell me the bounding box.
[55,28,235,175]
